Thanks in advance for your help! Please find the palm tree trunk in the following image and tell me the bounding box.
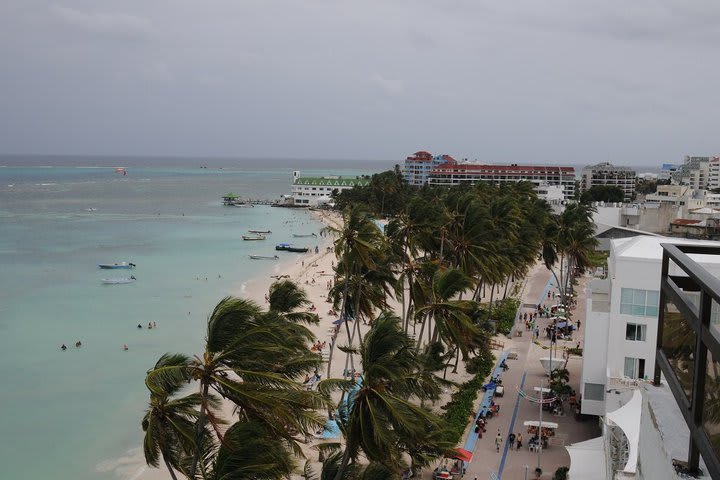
[189,381,210,479]
[415,313,429,352]
[163,456,179,480]
[333,445,353,480]
[502,277,510,299]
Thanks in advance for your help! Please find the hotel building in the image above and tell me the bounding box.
[581,162,637,201]
[290,171,370,207]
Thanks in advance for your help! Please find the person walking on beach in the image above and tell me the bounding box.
[495,430,503,452]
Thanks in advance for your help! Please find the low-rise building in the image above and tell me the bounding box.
[581,162,637,201]
[427,163,576,199]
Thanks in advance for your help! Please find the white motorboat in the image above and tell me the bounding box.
[99,262,136,269]
[248,255,279,260]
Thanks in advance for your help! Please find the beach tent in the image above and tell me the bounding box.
[606,390,641,474]
[565,436,606,480]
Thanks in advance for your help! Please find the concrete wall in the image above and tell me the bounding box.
[637,391,679,480]
[581,280,611,416]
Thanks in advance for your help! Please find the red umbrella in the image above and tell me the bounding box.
[451,448,473,463]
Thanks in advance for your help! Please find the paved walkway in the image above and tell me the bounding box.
[457,263,600,480]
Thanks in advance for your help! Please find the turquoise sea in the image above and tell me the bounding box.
[0,156,388,480]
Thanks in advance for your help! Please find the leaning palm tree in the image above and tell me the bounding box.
[145,296,332,478]
[141,354,202,480]
[330,312,451,480]
[268,279,320,325]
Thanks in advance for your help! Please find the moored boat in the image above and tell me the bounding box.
[242,235,266,241]
[275,243,309,253]
[292,233,317,238]
[249,230,272,234]
[99,262,136,269]
[248,255,279,260]
[102,276,137,284]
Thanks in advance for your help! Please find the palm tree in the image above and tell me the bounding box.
[145,296,332,478]
[141,354,202,480]
[208,421,296,480]
[331,312,451,480]
[543,203,598,309]
[414,265,480,372]
[268,279,320,325]
[324,205,384,377]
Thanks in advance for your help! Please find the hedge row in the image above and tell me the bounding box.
[440,352,496,445]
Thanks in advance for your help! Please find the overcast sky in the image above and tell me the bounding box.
[1,1,718,165]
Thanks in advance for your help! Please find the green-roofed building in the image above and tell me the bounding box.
[291,171,370,206]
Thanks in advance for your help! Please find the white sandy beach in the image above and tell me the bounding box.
[135,209,513,480]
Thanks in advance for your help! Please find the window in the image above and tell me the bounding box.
[626,323,647,341]
[584,383,606,401]
[624,357,646,379]
[620,288,659,317]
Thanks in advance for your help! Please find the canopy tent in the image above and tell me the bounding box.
[523,420,559,429]
[565,436,606,480]
[539,357,563,375]
[606,389,641,474]
[450,448,473,463]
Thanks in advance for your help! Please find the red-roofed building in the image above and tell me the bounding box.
[403,151,456,186]
[428,163,576,199]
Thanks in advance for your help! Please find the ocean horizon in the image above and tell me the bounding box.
[0,157,384,480]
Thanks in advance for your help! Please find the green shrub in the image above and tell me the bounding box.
[553,466,569,480]
[493,298,520,334]
[567,347,583,356]
[440,352,495,445]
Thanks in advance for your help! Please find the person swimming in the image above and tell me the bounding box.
[137,324,142,329]
[61,344,67,351]
[123,344,128,351]
[75,341,82,348]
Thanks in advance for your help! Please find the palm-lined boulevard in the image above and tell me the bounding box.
[142,175,597,480]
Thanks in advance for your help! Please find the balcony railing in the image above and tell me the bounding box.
[656,243,720,479]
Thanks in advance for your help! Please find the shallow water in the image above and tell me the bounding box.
[0,158,383,480]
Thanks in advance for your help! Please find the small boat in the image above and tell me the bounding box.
[275,242,308,253]
[293,233,317,238]
[99,262,136,269]
[102,276,137,284]
[249,255,279,260]
[242,235,266,241]
[234,203,254,208]
[249,230,272,234]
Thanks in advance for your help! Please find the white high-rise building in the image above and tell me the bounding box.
[581,162,637,201]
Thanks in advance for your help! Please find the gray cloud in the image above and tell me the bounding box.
[49,5,152,39]
[0,0,718,166]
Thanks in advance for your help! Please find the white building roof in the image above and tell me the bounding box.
[566,436,607,480]
[612,235,720,262]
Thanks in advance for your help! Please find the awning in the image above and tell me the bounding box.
[523,420,559,429]
[451,448,473,463]
[565,436,606,480]
[606,389,641,473]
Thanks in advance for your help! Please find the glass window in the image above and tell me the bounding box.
[626,323,646,341]
[620,288,660,317]
[624,357,637,378]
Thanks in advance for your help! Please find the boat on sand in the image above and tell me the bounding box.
[99,262,136,269]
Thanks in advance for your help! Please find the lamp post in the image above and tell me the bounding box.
[537,380,543,471]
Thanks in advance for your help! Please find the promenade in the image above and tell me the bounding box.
[459,263,600,480]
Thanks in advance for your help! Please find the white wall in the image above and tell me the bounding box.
[593,206,622,227]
